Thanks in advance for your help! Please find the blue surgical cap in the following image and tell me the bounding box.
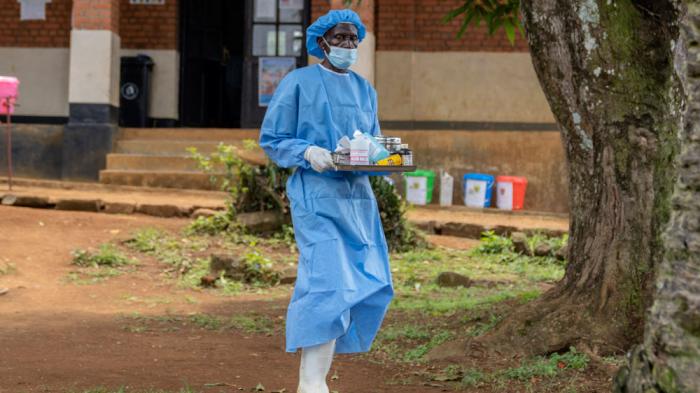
[306,9,366,59]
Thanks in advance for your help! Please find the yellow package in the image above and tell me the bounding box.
[377,154,402,166]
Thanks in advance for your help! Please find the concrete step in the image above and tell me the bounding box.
[114,140,247,156]
[106,154,207,171]
[119,128,259,141]
[112,141,268,165]
[99,169,220,190]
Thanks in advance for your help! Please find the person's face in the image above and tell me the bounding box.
[317,23,359,52]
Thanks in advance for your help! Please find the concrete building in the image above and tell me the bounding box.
[0,0,568,213]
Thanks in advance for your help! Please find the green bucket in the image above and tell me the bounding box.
[404,170,435,205]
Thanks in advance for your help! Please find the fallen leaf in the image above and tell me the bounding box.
[557,361,566,369]
[255,383,265,391]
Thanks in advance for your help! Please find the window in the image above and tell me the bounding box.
[253,0,304,57]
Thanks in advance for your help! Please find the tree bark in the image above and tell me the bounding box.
[614,2,700,391]
[476,0,686,356]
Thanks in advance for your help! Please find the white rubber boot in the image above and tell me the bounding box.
[297,339,336,393]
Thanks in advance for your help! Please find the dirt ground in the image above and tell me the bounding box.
[0,206,430,393]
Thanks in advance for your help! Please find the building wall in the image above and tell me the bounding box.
[120,0,178,50]
[0,0,72,117]
[0,0,72,47]
[376,51,554,123]
[375,0,529,52]
[120,0,179,121]
[120,49,179,120]
[390,130,569,213]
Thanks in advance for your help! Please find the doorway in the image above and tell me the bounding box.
[179,0,245,128]
[179,0,310,129]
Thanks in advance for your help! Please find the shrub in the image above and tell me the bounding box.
[371,176,428,252]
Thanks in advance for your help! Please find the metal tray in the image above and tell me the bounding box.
[334,165,417,172]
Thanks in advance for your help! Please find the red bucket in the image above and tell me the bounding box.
[496,176,528,210]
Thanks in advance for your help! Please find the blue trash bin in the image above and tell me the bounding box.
[463,173,495,208]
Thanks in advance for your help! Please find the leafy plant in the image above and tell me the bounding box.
[186,210,238,235]
[240,249,281,286]
[474,230,514,255]
[188,142,291,216]
[371,176,428,252]
[445,0,523,45]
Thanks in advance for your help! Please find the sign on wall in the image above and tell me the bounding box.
[129,0,165,4]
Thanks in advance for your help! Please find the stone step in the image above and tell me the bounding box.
[99,169,220,190]
[119,128,259,141]
[106,154,212,171]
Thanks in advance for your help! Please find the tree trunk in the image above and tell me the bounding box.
[476,0,685,356]
[613,2,700,391]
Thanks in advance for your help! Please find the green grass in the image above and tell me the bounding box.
[391,286,541,315]
[369,232,568,369]
[119,312,276,336]
[125,228,282,295]
[496,348,589,381]
[188,313,224,330]
[65,268,124,285]
[422,348,590,389]
[65,244,138,285]
[373,322,453,363]
[71,244,136,268]
[229,313,275,335]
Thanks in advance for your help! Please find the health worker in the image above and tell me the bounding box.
[258,9,394,393]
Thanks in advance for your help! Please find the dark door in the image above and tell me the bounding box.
[179,0,245,127]
[240,0,310,128]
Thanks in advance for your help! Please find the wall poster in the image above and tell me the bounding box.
[258,57,296,107]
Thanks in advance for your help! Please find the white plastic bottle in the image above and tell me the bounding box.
[350,133,370,165]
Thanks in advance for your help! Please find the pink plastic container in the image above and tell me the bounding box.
[0,76,20,115]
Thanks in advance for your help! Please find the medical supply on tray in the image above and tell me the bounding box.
[344,132,413,165]
[377,154,402,166]
[350,134,370,165]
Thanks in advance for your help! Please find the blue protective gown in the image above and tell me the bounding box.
[259,64,394,354]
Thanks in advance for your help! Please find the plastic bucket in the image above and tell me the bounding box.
[496,176,528,210]
[463,173,495,208]
[0,76,19,115]
[404,169,435,205]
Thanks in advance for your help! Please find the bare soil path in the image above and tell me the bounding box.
[0,206,427,393]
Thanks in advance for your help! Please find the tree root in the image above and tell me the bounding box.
[428,290,633,362]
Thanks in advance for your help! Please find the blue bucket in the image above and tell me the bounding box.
[463,173,495,208]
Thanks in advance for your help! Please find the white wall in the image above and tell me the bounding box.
[0,47,70,116]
